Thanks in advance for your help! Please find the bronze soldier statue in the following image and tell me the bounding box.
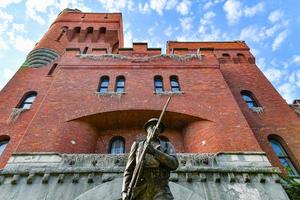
[122,118,179,200]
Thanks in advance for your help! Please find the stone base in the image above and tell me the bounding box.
[0,152,289,200]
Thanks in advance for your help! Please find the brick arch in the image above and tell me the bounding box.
[69,110,208,130]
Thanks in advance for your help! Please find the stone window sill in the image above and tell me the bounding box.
[154,91,184,96]
[249,106,264,114]
[95,91,125,96]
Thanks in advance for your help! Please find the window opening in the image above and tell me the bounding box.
[82,47,88,54]
[115,76,125,93]
[109,137,125,154]
[0,139,9,156]
[170,76,180,92]
[269,138,299,175]
[18,92,37,109]
[241,90,258,108]
[48,63,58,76]
[154,76,164,93]
[98,76,109,93]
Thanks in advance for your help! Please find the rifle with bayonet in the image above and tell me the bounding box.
[126,96,172,200]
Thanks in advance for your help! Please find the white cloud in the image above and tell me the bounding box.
[25,0,91,25]
[176,0,191,15]
[263,68,283,83]
[147,22,159,36]
[0,10,13,21]
[196,11,227,41]
[203,1,213,10]
[0,0,22,8]
[138,2,151,14]
[292,55,300,65]
[146,0,178,15]
[180,17,193,31]
[164,26,173,37]
[272,30,288,51]
[7,23,35,52]
[165,0,178,10]
[0,10,14,50]
[256,57,266,70]
[25,0,56,25]
[239,22,286,43]
[98,0,134,12]
[203,0,224,10]
[224,0,265,25]
[149,0,168,15]
[278,83,297,103]
[288,70,300,88]
[268,9,283,23]
[123,23,133,47]
[200,11,216,26]
[244,2,264,17]
[223,0,242,25]
[57,0,91,12]
[0,68,16,91]
[3,68,15,80]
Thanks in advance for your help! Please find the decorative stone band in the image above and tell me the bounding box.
[22,48,60,68]
[0,153,289,200]
[77,53,203,62]
[0,152,280,183]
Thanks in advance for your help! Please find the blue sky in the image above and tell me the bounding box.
[0,0,299,103]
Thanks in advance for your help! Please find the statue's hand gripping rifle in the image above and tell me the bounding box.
[126,96,172,200]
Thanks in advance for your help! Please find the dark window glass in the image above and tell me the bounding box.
[99,76,109,93]
[115,76,125,93]
[154,76,164,93]
[269,139,298,175]
[241,90,258,108]
[0,140,9,155]
[170,76,180,92]
[109,137,125,154]
[19,92,37,109]
[48,63,58,76]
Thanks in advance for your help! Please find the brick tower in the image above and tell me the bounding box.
[0,9,298,200]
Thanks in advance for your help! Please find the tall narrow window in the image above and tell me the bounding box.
[98,76,109,93]
[18,91,37,109]
[56,26,68,41]
[109,137,125,154]
[154,76,164,93]
[269,138,298,175]
[170,76,180,92]
[82,47,88,54]
[241,90,258,108]
[48,63,58,76]
[115,76,125,93]
[0,139,9,156]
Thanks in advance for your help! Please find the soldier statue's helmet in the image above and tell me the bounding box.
[144,118,165,133]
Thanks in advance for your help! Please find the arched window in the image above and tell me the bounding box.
[237,53,246,62]
[222,53,230,59]
[115,76,125,93]
[18,91,37,109]
[269,138,298,175]
[87,27,93,34]
[241,90,258,108]
[154,75,164,93]
[74,26,81,33]
[0,138,9,156]
[109,136,125,154]
[170,76,180,92]
[98,76,109,93]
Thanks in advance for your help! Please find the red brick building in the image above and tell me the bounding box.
[0,9,298,200]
